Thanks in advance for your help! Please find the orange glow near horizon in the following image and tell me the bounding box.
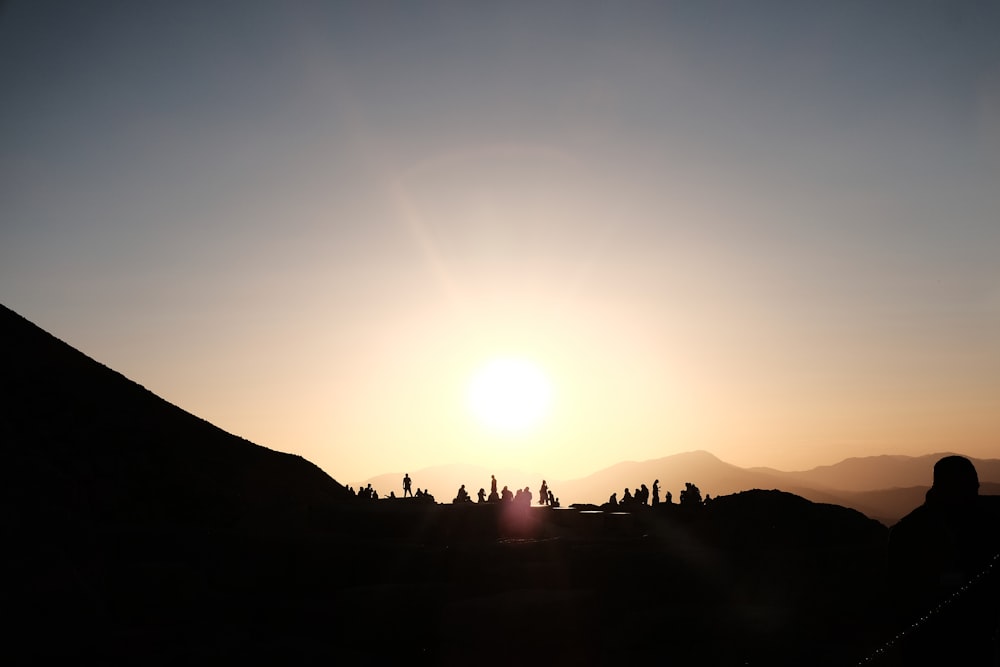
[3,4,998,488]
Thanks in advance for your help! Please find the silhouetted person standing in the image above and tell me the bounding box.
[403,473,413,498]
[539,480,548,506]
[652,480,660,506]
[888,455,1000,665]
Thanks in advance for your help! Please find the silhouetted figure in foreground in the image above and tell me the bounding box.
[403,473,413,497]
[665,491,672,504]
[454,484,471,504]
[608,492,618,509]
[477,487,486,503]
[539,480,549,505]
[548,490,557,507]
[501,485,513,503]
[652,480,660,506]
[888,455,1000,665]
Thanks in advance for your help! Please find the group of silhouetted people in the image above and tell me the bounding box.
[345,483,380,501]
[605,480,704,510]
[347,473,564,508]
[448,475,559,507]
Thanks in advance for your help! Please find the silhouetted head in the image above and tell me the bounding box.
[928,455,979,508]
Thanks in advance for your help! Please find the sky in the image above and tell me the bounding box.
[2,1,999,486]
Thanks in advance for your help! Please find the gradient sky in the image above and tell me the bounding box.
[3,2,999,486]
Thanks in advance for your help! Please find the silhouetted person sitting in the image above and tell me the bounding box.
[888,455,1000,664]
[639,483,649,506]
[665,490,672,504]
[608,492,618,508]
[477,487,486,503]
[679,482,702,507]
[621,488,633,506]
[454,484,471,504]
[501,485,513,503]
[403,473,413,497]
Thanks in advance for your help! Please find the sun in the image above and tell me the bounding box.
[466,358,553,433]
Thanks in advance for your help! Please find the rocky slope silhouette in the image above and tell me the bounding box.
[2,303,353,538]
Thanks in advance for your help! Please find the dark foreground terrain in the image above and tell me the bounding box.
[4,304,997,665]
[13,495,895,665]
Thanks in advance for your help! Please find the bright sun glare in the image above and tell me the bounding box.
[466,358,553,433]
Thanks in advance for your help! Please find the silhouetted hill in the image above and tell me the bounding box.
[2,303,351,540]
[699,489,887,549]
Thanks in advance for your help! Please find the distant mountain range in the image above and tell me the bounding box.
[368,451,1000,525]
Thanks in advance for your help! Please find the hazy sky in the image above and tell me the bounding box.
[3,2,999,485]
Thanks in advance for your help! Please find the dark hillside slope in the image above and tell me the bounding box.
[1,304,350,538]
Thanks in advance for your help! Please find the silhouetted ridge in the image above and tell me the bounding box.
[1,303,351,537]
[702,489,887,548]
